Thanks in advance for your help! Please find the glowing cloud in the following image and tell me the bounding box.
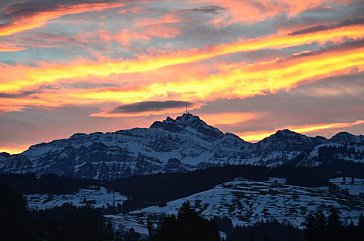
[198,112,264,126]
[0,145,29,154]
[0,24,363,94]
[1,0,364,152]
[194,0,352,24]
[238,119,364,142]
[0,2,123,37]
[70,46,364,104]
[0,42,25,52]
[1,40,363,114]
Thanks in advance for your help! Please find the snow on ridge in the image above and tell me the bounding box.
[2,113,364,179]
[107,179,364,233]
[26,187,127,210]
[329,177,364,196]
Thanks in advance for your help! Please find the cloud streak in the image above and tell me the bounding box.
[112,100,194,113]
[71,44,364,104]
[1,0,364,153]
[193,0,353,25]
[1,23,363,94]
[238,120,364,142]
[0,1,123,36]
[92,101,202,117]
[290,18,364,35]
[0,42,25,52]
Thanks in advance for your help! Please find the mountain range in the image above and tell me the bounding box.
[1,113,363,179]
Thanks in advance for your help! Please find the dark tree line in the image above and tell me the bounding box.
[226,219,301,241]
[2,160,364,213]
[225,209,364,241]
[1,183,364,241]
[0,184,29,241]
[305,209,364,241]
[318,145,364,161]
[0,173,96,194]
[114,165,270,211]
[0,184,105,241]
[114,162,364,211]
[148,206,364,241]
[28,204,104,241]
[0,185,219,241]
[149,201,220,241]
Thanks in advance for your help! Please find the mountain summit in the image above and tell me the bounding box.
[150,113,223,139]
[0,114,363,179]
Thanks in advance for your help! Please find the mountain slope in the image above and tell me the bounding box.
[1,113,363,179]
[106,179,364,234]
[1,114,246,179]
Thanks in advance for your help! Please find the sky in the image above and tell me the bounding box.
[0,0,364,154]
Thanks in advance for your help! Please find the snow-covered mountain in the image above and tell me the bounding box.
[289,131,364,166]
[0,113,363,179]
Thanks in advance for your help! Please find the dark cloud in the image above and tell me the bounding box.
[0,0,120,21]
[278,39,364,62]
[112,100,194,113]
[42,81,119,90]
[290,18,364,35]
[189,5,225,15]
[0,90,38,98]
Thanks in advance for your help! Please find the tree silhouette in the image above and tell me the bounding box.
[0,184,28,241]
[326,208,342,241]
[151,201,220,241]
[303,208,362,241]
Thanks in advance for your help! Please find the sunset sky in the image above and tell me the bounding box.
[1,0,364,154]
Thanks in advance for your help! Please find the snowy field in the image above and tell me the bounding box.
[26,186,127,210]
[329,177,364,196]
[106,179,364,234]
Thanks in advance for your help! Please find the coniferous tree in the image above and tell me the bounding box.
[304,212,327,241]
[358,213,364,241]
[302,209,364,241]
[226,220,301,241]
[327,208,342,241]
[263,233,270,241]
[123,228,142,241]
[151,201,220,241]
[0,184,29,241]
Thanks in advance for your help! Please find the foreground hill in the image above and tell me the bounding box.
[106,178,364,235]
[1,113,363,179]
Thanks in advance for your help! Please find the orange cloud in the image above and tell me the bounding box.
[100,24,180,46]
[196,0,352,25]
[0,24,363,95]
[198,112,264,126]
[0,2,123,37]
[99,13,183,46]
[69,45,364,104]
[117,6,142,14]
[238,119,364,142]
[0,42,25,52]
[1,39,363,114]
[92,109,262,129]
[135,14,182,27]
